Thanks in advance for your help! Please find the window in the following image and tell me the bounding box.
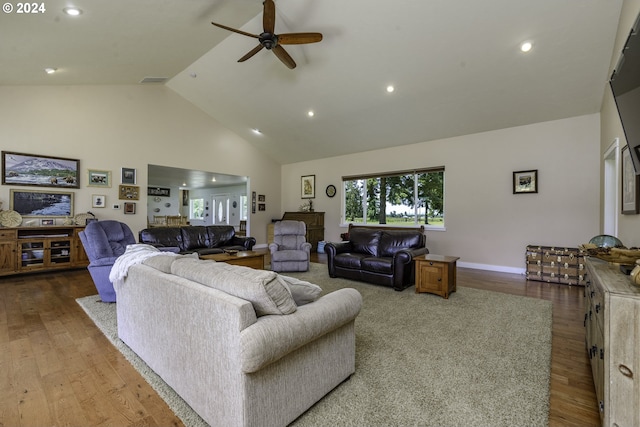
[190,198,204,220]
[343,167,444,228]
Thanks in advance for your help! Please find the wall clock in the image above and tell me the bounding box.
[326,185,336,198]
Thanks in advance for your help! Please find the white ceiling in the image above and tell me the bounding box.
[1,0,624,165]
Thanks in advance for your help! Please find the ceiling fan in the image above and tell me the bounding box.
[211,0,322,69]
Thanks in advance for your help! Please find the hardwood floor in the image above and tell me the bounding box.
[0,253,600,426]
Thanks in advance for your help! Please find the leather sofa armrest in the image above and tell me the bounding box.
[325,241,353,277]
[231,236,256,250]
[392,247,429,291]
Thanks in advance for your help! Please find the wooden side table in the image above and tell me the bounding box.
[415,254,460,299]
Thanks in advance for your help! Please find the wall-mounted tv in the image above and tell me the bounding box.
[610,12,640,174]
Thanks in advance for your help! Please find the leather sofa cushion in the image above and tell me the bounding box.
[181,226,210,251]
[360,257,393,274]
[379,230,424,257]
[349,228,382,256]
[334,253,367,269]
[207,226,235,247]
[139,227,183,248]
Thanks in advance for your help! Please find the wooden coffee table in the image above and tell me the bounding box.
[199,251,265,270]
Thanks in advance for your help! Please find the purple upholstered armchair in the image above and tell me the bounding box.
[269,220,311,272]
[79,220,136,302]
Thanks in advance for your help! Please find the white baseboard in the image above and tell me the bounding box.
[458,261,525,275]
[253,243,268,250]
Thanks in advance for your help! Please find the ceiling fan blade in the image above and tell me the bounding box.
[272,45,296,69]
[211,22,259,39]
[263,0,276,33]
[278,32,323,45]
[238,45,264,62]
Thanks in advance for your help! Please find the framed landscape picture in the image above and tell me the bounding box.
[622,145,639,214]
[87,169,111,187]
[10,189,74,217]
[513,170,538,194]
[2,151,79,188]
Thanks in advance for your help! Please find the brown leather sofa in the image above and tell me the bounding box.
[325,225,429,291]
[139,225,255,255]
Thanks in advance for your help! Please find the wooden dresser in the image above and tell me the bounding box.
[584,258,640,426]
[0,225,89,276]
[269,212,325,252]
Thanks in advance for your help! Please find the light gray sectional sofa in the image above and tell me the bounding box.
[114,255,362,427]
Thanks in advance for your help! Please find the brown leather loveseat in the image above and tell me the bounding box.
[325,225,429,291]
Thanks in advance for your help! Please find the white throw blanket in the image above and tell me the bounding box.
[109,244,178,282]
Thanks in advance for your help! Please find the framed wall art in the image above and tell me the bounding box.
[301,175,316,198]
[87,169,111,187]
[124,202,136,214]
[252,191,256,214]
[119,185,140,200]
[40,219,54,226]
[121,167,136,184]
[513,170,538,194]
[148,186,170,197]
[10,189,74,217]
[2,151,79,188]
[92,194,106,208]
[622,145,639,214]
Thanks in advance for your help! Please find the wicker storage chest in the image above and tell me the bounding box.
[525,245,586,285]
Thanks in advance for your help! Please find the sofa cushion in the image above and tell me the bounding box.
[360,257,393,274]
[142,252,199,274]
[207,226,236,248]
[378,230,424,257]
[334,253,368,269]
[181,226,210,251]
[170,258,297,316]
[349,228,382,256]
[279,275,322,306]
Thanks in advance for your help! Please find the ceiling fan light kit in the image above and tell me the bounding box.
[211,0,322,69]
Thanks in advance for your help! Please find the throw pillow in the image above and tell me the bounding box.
[278,275,322,306]
[170,258,297,316]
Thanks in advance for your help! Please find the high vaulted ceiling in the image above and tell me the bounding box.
[1,0,624,164]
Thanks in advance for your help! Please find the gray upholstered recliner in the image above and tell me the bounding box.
[269,220,311,272]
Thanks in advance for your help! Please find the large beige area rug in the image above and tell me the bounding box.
[77,262,552,427]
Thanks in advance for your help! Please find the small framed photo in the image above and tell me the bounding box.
[124,202,136,214]
[40,219,54,226]
[258,203,266,211]
[119,185,140,200]
[87,169,111,187]
[258,194,265,202]
[92,194,106,208]
[121,167,136,184]
[301,175,315,199]
[513,170,538,194]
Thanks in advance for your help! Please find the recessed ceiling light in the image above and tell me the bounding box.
[44,67,57,74]
[63,7,82,16]
[520,42,533,53]
[252,128,262,135]
[307,110,315,117]
[211,177,216,182]
[386,85,395,93]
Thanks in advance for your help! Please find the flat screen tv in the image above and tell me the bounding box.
[610,11,640,174]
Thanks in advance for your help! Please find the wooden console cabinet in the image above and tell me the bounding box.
[0,225,89,276]
[584,258,640,426]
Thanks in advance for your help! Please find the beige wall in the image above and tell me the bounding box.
[0,85,281,245]
[282,114,601,272]
[601,0,640,247]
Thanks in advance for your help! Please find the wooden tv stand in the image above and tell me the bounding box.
[0,225,89,276]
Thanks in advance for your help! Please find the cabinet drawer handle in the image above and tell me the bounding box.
[618,364,633,378]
